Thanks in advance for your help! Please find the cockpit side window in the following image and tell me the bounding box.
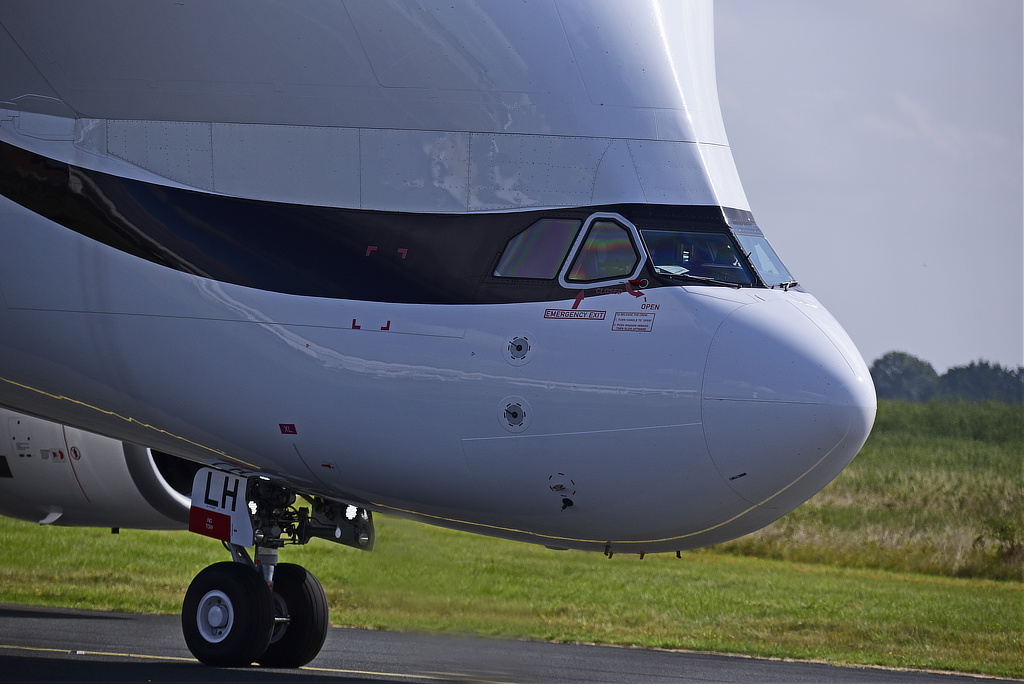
[494,218,581,279]
[735,234,795,287]
[641,229,754,285]
[566,220,639,282]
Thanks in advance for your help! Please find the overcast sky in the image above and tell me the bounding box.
[714,0,1022,373]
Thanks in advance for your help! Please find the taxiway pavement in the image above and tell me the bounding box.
[0,603,1008,683]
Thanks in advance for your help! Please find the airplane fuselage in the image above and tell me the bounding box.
[0,153,873,553]
[0,0,875,555]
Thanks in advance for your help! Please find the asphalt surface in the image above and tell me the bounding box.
[0,603,1011,683]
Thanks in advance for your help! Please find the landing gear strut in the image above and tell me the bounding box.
[181,473,373,667]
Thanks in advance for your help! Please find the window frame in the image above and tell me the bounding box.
[557,212,647,289]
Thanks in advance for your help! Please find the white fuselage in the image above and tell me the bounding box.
[0,1,875,554]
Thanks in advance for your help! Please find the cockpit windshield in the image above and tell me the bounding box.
[735,234,796,288]
[640,229,755,286]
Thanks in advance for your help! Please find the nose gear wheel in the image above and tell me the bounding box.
[182,562,274,667]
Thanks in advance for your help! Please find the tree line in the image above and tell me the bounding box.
[869,351,1023,404]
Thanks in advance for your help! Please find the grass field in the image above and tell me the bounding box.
[1,401,1022,677]
[717,401,1024,582]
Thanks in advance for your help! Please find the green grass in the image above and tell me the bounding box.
[1,401,1022,677]
[715,401,1024,581]
[1,517,1021,678]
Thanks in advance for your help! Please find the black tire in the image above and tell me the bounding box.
[258,563,329,668]
[181,562,274,667]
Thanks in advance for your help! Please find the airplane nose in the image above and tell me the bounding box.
[702,295,876,511]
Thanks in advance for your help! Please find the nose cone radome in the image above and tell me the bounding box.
[702,295,876,511]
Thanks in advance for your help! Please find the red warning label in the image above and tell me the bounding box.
[189,507,231,542]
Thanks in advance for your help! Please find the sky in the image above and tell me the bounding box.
[714,0,1023,373]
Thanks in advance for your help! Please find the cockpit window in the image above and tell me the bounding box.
[736,234,795,287]
[494,218,581,279]
[566,220,639,282]
[641,229,754,285]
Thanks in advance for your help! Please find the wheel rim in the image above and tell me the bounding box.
[196,589,234,643]
[269,591,289,644]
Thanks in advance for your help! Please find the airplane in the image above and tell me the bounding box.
[0,0,876,669]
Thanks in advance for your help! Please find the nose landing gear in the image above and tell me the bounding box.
[181,473,373,668]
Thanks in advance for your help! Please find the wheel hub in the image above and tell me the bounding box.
[196,590,233,643]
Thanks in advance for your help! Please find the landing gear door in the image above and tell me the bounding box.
[188,468,253,547]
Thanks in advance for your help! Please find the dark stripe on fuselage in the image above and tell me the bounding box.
[0,140,743,304]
